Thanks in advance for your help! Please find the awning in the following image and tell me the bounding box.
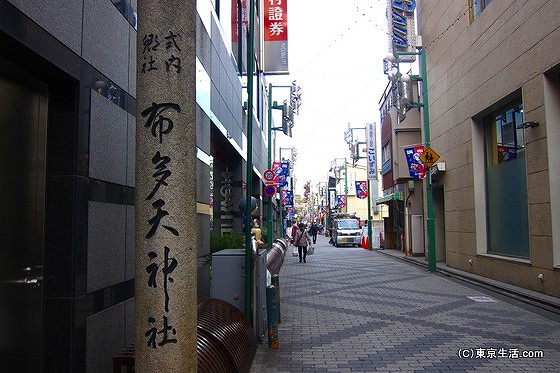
[375,192,403,205]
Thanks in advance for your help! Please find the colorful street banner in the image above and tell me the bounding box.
[366,122,378,180]
[282,189,293,206]
[337,195,347,208]
[273,161,289,176]
[272,161,281,172]
[404,146,426,179]
[355,181,368,199]
[264,0,289,74]
[281,161,290,176]
[284,205,293,221]
[277,175,288,187]
[497,145,517,162]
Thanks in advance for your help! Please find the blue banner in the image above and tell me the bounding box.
[355,181,368,199]
[404,146,425,179]
[337,195,346,208]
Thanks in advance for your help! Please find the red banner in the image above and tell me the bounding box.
[264,0,289,74]
[264,0,288,42]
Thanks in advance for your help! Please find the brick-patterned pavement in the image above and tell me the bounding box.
[250,235,560,372]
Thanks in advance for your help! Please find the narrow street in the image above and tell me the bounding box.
[250,235,560,372]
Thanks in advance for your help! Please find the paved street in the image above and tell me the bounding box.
[250,235,560,372]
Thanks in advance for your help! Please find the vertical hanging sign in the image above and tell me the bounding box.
[366,122,378,180]
[387,0,417,62]
[264,0,289,74]
[231,0,248,68]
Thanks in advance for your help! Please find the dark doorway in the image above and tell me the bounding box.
[0,61,47,372]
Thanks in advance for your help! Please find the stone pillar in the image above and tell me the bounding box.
[135,1,197,371]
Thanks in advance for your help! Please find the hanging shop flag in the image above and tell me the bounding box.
[264,0,289,74]
[280,161,290,176]
[355,181,368,199]
[404,146,426,179]
[366,122,378,180]
[282,189,293,206]
[277,175,288,187]
[284,205,293,220]
[337,195,347,208]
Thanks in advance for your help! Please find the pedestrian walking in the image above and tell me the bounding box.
[309,221,318,244]
[292,223,311,263]
[290,221,298,241]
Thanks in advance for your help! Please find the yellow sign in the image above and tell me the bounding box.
[420,147,440,168]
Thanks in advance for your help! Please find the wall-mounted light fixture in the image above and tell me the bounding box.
[521,121,540,129]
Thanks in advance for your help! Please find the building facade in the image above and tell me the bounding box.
[416,0,560,297]
[0,0,272,371]
[378,79,426,253]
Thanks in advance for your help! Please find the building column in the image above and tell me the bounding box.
[135,1,197,371]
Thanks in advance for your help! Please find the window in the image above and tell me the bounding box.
[468,0,492,24]
[484,101,529,258]
[381,142,392,175]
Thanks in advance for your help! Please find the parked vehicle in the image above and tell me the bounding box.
[332,218,362,247]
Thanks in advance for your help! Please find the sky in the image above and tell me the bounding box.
[268,0,391,194]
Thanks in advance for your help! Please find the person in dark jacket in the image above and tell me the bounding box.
[293,223,311,263]
[309,222,318,244]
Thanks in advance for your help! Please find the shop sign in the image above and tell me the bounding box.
[387,0,417,62]
[264,0,289,74]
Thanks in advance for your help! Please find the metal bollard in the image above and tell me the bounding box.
[266,285,279,349]
[271,274,281,324]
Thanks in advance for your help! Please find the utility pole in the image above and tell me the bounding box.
[266,84,291,248]
[386,49,436,272]
[136,0,197,371]
[244,0,256,320]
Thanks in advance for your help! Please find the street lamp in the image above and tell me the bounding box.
[344,125,374,250]
[267,84,289,248]
[385,48,436,272]
[330,158,348,213]
[267,82,301,247]
[344,124,366,166]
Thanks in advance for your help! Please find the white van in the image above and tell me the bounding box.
[332,218,362,247]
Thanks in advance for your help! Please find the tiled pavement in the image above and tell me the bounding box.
[249,235,560,372]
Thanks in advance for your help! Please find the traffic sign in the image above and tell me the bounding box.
[419,147,440,168]
[264,185,277,197]
[264,169,275,181]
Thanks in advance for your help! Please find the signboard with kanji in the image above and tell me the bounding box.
[264,0,289,74]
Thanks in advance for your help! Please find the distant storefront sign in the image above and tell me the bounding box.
[366,122,377,180]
